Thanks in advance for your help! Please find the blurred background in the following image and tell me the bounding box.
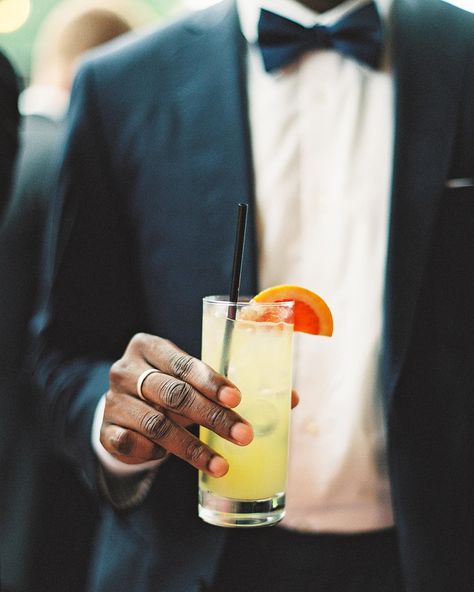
[0,0,217,84]
[1,0,474,91]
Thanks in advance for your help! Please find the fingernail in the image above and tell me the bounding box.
[154,446,168,460]
[208,456,228,477]
[218,386,241,407]
[230,422,253,445]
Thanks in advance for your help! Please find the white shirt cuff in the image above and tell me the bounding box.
[91,394,166,476]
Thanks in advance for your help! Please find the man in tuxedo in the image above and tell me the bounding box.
[32,0,474,590]
[0,50,19,221]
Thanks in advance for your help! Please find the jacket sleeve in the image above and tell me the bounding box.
[30,60,144,490]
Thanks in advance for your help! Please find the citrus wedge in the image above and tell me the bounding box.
[253,284,333,336]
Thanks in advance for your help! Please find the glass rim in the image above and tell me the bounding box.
[203,295,294,308]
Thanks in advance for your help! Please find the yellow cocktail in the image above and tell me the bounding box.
[199,296,294,527]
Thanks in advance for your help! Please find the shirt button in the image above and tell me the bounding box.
[304,420,319,436]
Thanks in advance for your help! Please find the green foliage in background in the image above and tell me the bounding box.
[0,0,178,84]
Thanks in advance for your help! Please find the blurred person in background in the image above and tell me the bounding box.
[0,47,19,592]
[19,0,136,123]
[0,3,135,591]
[0,50,19,220]
[31,0,474,591]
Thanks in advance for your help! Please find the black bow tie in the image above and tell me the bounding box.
[257,2,384,73]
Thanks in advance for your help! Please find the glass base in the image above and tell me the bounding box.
[199,490,285,528]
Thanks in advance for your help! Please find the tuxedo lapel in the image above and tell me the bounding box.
[171,0,258,297]
[382,0,468,409]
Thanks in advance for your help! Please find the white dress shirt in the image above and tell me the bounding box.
[18,85,70,121]
[93,0,395,532]
[239,0,395,532]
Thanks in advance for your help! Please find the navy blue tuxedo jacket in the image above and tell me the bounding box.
[32,1,474,590]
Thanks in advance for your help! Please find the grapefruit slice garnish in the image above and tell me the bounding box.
[253,285,333,336]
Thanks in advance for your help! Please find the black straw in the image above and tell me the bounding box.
[219,203,248,375]
[229,203,248,311]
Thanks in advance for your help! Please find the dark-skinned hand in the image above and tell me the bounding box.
[101,333,299,477]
